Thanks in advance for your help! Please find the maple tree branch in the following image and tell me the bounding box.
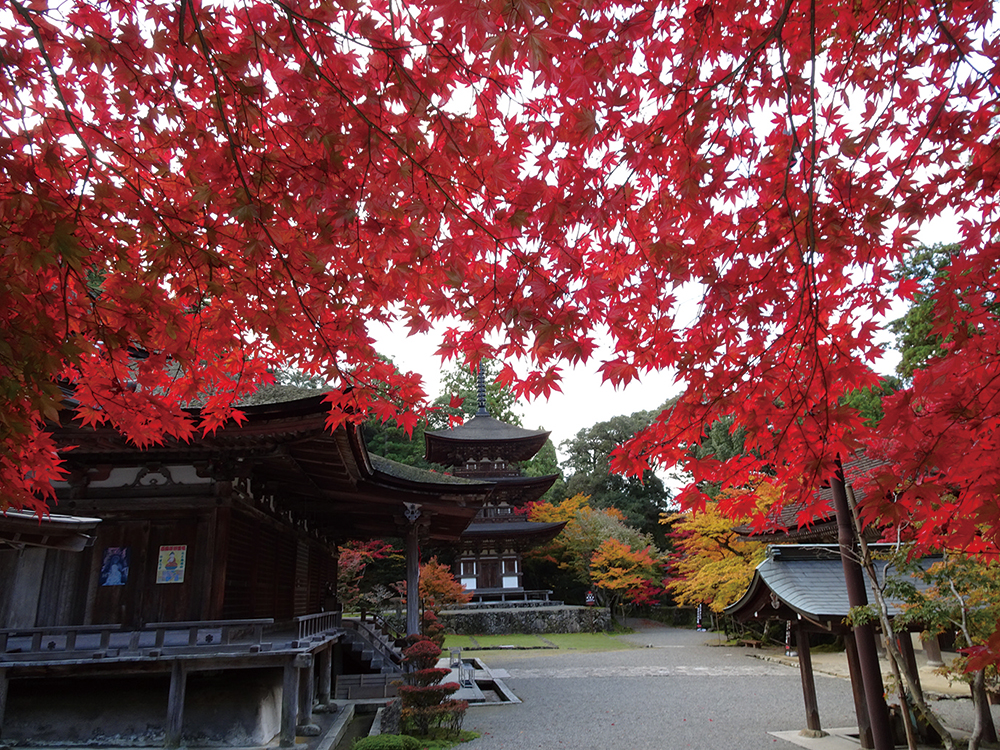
[6,2,227,339]
[9,0,98,192]
[268,4,583,348]
[181,2,355,394]
[277,8,494,239]
[929,0,996,91]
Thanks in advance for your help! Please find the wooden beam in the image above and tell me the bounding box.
[795,625,823,733]
[164,660,187,748]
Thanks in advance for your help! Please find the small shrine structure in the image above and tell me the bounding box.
[725,544,943,749]
[424,372,566,600]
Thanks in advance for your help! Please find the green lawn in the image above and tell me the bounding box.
[443,632,639,653]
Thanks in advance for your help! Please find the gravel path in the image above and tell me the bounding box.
[460,620,984,750]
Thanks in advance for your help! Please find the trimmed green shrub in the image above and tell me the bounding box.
[352,734,420,750]
[400,699,469,737]
[397,637,468,737]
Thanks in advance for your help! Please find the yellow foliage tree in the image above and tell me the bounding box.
[664,482,779,612]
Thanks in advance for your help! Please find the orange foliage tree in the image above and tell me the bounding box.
[665,504,766,613]
[527,494,661,608]
[589,537,664,620]
[665,480,782,612]
[417,556,473,611]
[396,556,471,643]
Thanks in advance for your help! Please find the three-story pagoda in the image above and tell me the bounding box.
[424,372,566,599]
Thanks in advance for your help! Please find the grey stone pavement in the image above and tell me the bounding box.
[460,619,997,750]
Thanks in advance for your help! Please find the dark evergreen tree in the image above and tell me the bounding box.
[560,410,671,547]
[888,243,962,381]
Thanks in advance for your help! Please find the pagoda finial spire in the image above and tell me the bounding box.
[476,364,489,416]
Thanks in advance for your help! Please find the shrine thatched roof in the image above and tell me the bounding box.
[53,393,494,543]
[725,544,939,629]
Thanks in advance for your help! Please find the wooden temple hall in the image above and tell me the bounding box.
[0,392,494,747]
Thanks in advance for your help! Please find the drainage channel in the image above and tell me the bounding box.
[333,713,374,750]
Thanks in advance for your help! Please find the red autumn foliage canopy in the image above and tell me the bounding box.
[3,0,998,583]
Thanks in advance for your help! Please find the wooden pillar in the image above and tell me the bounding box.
[922,633,944,667]
[844,631,874,750]
[795,626,823,733]
[896,633,922,696]
[0,667,9,740]
[164,661,188,749]
[405,515,421,637]
[280,662,298,748]
[298,664,314,726]
[317,647,332,706]
[296,655,319,735]
[832,465,893,750]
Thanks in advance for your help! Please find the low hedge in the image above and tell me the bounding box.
[352,734,421,750]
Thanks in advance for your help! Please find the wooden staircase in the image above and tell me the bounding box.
[337,617,404,693]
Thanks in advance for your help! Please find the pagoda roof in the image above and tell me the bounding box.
[486,474,559,505]
[460,519,568,546]
[425,415,550,465]
[52,393,494,543]
[725,544,938,629]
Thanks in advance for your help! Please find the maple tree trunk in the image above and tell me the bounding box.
[947,576,998,749]
[843,486,955,750]
[831,470,895,750]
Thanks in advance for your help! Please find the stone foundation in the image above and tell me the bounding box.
[438,605,611,635]
[4,669,282,746]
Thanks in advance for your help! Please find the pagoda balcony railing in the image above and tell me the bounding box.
[454,468,522,479]
[474,506,522,521]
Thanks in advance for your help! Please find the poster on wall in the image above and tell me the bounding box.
[100,547,129,586]
[156,545,187,584]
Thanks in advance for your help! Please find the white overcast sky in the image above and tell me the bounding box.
[372,319,683,454]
